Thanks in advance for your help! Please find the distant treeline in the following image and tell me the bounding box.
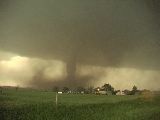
[0,84,157,95]
[51,83,152,95]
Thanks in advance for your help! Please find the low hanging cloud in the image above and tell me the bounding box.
[0,51,160,90]
[0,51,66,87]
[78,65,160,90]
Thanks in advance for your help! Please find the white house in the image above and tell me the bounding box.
[58,92,62,94]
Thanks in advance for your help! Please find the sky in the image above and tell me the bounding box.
[0,0,160,90]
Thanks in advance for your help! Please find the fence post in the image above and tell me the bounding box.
[55,92,58,111]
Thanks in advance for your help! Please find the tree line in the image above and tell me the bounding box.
[0,83,150,95]
[52,83,144,95]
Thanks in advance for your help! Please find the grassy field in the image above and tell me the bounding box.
[0,89,160,120]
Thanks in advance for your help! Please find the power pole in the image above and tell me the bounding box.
[55,92,58,111]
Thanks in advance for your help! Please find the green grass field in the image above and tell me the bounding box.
[0,89,160,120]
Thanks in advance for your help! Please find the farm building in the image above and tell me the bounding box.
[116,91,123,95]
[58,92,63,94]
[98,90,112,95]
[94,87,113,95]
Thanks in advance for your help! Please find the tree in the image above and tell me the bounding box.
[102,83,115,94]
[85,86,94,94]
[123,89,132,95]
[123,86,139,95]
[76,87,85,93]
[87,86,94,94]
[102,84,113,91]
[62,87,70,93]
[113,90,120,95]
[0,87,3,94]
[131,85,138,95]
[132,85,137,91]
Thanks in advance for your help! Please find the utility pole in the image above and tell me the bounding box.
[55,92,58,111]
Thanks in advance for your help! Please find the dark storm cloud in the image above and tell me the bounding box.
[0,0,160,70]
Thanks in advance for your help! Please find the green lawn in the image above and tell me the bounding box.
[0,89,160,120]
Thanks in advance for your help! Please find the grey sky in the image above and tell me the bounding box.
[0,0,160,69]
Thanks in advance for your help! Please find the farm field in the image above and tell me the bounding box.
[0,89,160,120]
